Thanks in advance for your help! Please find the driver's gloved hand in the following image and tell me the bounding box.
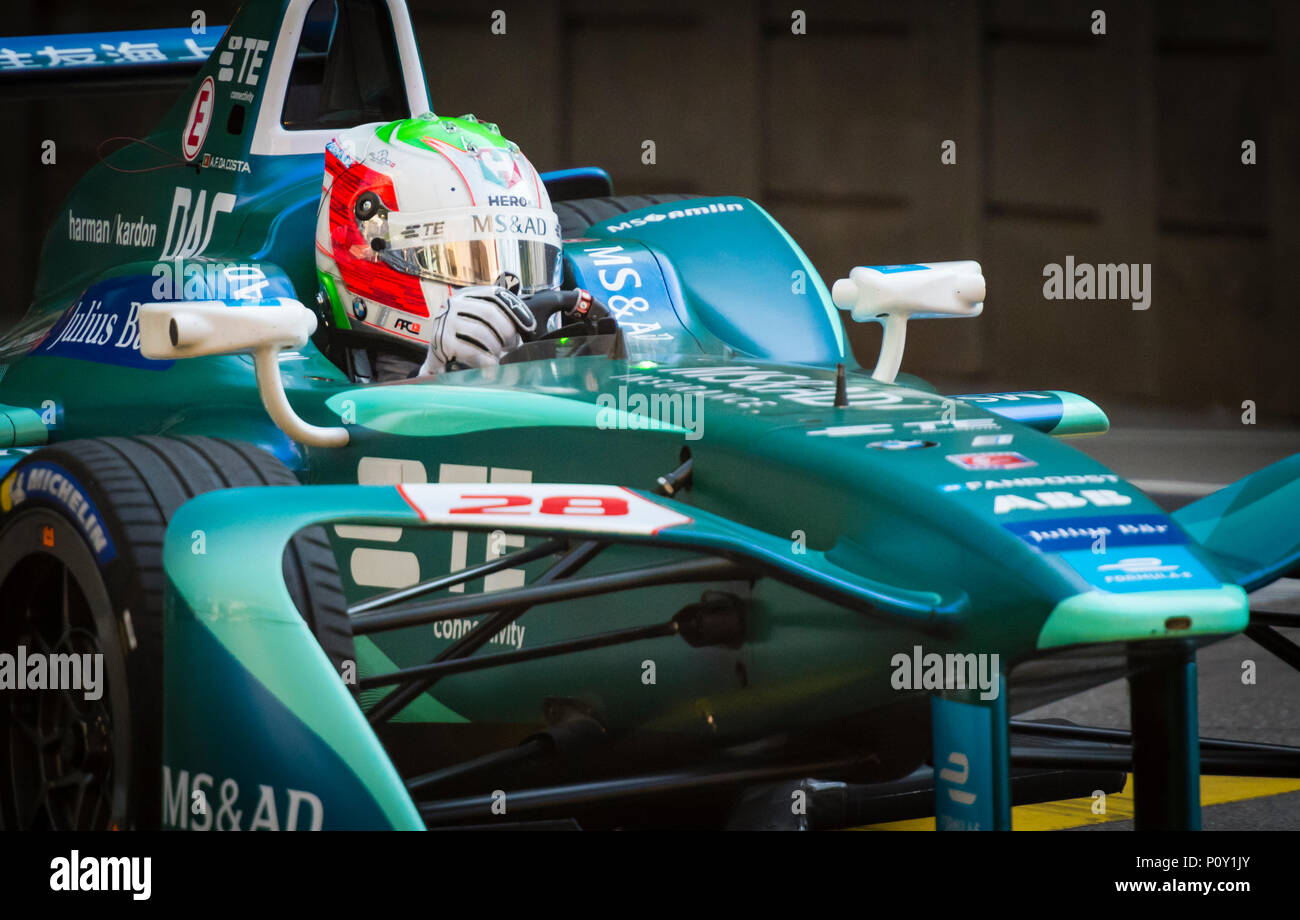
[420,285,537,374]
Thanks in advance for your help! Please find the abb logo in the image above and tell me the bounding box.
[399,483,690,536]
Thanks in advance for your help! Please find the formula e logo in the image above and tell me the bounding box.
[938,752,977,805]
[182,77,215,162]
[160,187,236,260]
[1096,556,1185,580]
[487,195,530,207]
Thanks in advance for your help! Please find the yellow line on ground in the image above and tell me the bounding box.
[856,775,1300,831]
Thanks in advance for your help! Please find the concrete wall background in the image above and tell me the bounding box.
[2,0,1296,418]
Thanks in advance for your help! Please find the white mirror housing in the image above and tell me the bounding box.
[831,261,985,384]
[138,299,349,448]
[139,298,317,358]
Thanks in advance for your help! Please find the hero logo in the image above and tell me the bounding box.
[487,195,530,207]
[182,77,215,162]
[160,187,236,260]
[994,489,1132,515]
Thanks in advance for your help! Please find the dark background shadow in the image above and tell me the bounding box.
[2,0,1296,421]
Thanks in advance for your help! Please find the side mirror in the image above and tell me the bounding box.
[139,298,317,358]
[832,261,985,383]
[139,299,349,448]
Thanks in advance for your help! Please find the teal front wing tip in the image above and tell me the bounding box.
[1036,584,1248,650]
[1046,390,1110,437]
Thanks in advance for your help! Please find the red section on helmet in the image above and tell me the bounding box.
[326,154,429,319]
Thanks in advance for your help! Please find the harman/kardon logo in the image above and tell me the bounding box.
[49,851,151,900]
[67,212,158,248]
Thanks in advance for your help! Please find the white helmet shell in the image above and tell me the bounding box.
[315,113,561,350]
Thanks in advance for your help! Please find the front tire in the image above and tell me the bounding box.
[0,436,350,829]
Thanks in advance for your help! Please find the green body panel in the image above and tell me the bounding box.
[0,0,1289,827]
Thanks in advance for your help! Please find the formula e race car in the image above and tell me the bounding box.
[0,0,1297,832]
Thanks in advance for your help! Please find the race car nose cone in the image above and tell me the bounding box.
[1036,584,1248,650]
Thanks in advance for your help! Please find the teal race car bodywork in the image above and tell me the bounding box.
[0,0,1297,831]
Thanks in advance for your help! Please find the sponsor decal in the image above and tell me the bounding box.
[1005,514,1184,551]
[215,34,268,86]
[181,76,215,161]
[34,275,171,371]
[326,138,357,169]
[959,391,1055,404]
[613,365,940,411]
[1060,546,1219,593]
[393,317,422,334]
[200,152,251,174]
[472,146,525,188]
[810,419,999,438]
[931,697,997,831]
[972,433,1014,447]
[163,765,322,831]
[469,212,556,239]
[486,194,531,207]
[946,451,1035,471]
[604,201,745,233]
[872,264,930,274]
[574,244,676,341]
[867,439,937,450]
[993,488,1132,515]
[1,462,116,562]
[397,220,446,241]
[160,186,236,260]
[940,472,1121,493]
[0,29,214,75]
[67,212,157,248]
[432,618,526,650]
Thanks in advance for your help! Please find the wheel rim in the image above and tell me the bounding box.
[0,509,130,830]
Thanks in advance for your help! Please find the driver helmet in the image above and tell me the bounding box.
[315,113,562,351]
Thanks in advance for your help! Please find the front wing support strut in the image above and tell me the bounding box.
[1128,640,1201,831]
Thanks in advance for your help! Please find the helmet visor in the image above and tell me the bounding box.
[363,205,562,295]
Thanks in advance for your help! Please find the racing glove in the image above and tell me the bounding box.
[420,285,538,375]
